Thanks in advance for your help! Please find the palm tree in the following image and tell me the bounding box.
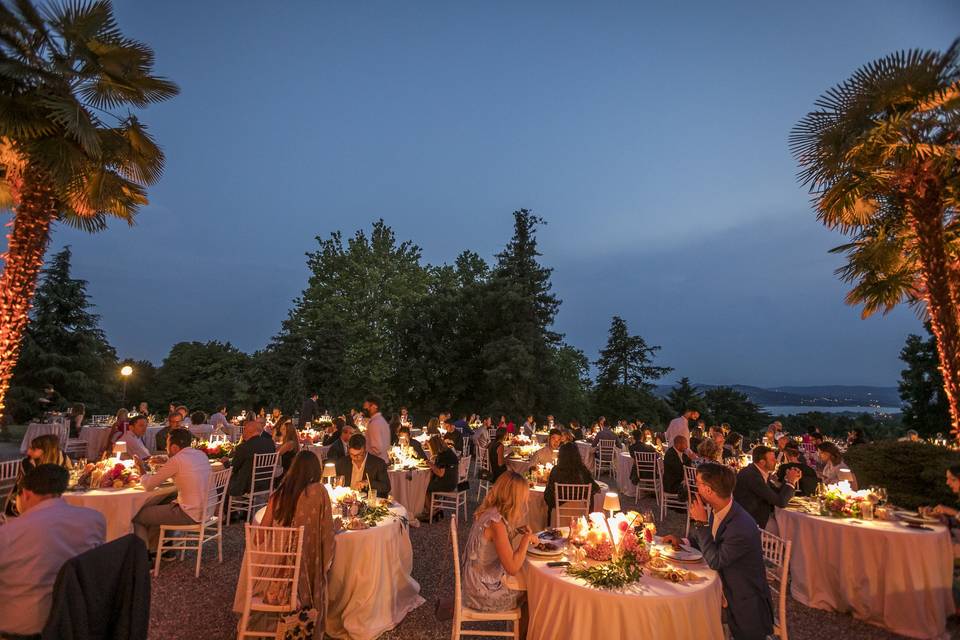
[0,0,177,429]
[791,41,960,435]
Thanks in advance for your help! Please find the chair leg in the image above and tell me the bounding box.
[246,493,254,523]
[685,510,691,537]
[195,531,203,578]
[217,521,223,563]
[513,618,520,640]
[153,529,164,577]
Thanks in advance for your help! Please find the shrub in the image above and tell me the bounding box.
[844,441,960,509]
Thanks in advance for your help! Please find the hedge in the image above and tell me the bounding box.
[844,440,960,510]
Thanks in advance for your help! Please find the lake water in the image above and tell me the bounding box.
[763,406,901,415]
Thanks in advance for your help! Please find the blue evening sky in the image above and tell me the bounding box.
[5,1,957,386]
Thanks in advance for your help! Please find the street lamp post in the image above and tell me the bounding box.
[120,365,133,405]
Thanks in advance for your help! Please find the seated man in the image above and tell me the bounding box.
[629,429,658,485]
[664,463,774,640]
[325,424,354,462]
[134,428,212,553]
[116,414,152,461]
[441,419,464,454]
[734,445,800,529]
[0,465,106,637]
[777,442,819,496]
[334,433,392,498]
[396,425,427,460]
[227,421,277,498]
[154,411,184,452]
[530,429,563,467]
[663,434,698,497]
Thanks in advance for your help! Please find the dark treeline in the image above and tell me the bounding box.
[5,210,935,438]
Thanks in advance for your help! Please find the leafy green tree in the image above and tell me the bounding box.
[791,40,960,435]
[117,358,159,414]
[665,377,706,416]
[593,316,672,421]
[899,324,951,436]
[153,341,250,413]
[702,386,771,436]
[7,246,117,423]
[0,0,178,426]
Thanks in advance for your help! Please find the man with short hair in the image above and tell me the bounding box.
[155,411,184,452]
[778,443,819,495]
[522,415,536,437]
[663,434,698,496]
[326,424,354,461]
[210,405,230,429]
[530,429,563,467]
[0,465,106,637]
[665,409,699,449]
[441,419,464,454]
[116,414,152,461]
[134,429,212,551]
[363,395,390,463]
[300,393,320,425]
[665,463,774,640]
[227,420,277,498]
[333,434,391,498]
[734,445,800,528]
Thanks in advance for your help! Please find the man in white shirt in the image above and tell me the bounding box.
[0,465,105,637]
[362,395,390,463]
[665,409,699,448]
[530,429,563,467]
[133,428,211,552]
[116,414,152,461]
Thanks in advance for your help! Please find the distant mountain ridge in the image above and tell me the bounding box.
[652,383,901,408]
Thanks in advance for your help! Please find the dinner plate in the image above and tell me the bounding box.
[528,544,565,558]
[898,514,939,526]
[660,544,703,563]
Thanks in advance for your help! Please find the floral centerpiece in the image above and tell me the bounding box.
[820,481,878,518]
[526,463,553,484]
[326,486,393,527]
[510,434,533,447]
[298,428,324,444]
[509,444,539,459]
[76,459,140,489]
[194,440,235,460]
[389,445,424,469]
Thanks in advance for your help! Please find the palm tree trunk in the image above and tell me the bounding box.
[0,166,57,434]
[910,200,960,437]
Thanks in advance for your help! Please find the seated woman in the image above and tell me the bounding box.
[275,418,300,477]
[112,407,130,438]
[418,435,460,522]
[544,442,600,526]
[68,402,85,438]
[628,429,657,486]
[462,471,533,614]
[723,432,743,458]
[816,441,856,488]
[487,427,509,483]
[695,437,722,463]
[244,451,335,639]
[7,434,74,516]
[396,426,427,460]
[323,417,345,446]
[389,415,402,446]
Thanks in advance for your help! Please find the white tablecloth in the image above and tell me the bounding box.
[326,505,424,639]
[20,422,69,452]
[526,557,723,640]
[616,452,637,494]
[775,508,953,639]
[304,443,332,462]
[505,457,534,475]
[62,484,177,541]
[388,467,431,519]
[78,426,114,460]
[525,481,607,531]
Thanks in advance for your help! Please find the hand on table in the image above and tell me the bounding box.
[660,534,683,550]
[932,504,958,518]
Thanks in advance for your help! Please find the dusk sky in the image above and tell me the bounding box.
[4,1,957,387]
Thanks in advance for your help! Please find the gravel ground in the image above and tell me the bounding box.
[148,473,954,640]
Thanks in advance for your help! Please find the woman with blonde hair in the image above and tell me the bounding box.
[461,471,532,613]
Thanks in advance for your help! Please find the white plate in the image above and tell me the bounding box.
[894,510,939,525]
[528,544,565,558]
[660,544,703,563]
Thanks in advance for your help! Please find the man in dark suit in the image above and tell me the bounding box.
[777,443,819,496]
[334,434,391,498]
[441,420,464,455]
[734,445,800,528]
[227,421,277,497]
[663,435,698,497]
[666,463,775,640]
[325,425,354,462]
[300,393,320,425]
[628,429,658,485]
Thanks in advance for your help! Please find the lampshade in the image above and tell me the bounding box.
[323,463,336,478]
[112,441,127,455]
[603,491,621,513]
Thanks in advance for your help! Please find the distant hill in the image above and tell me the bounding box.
[653,383,901,408]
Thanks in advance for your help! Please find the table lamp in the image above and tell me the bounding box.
[323,462,337,485]
[112,440,127,460]
[603,491,621,518]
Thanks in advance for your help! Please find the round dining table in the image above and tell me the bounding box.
[20,421,69,452]
[616,451,637,494]
[775,506,954,639]
[505,456,534,475]
[526,556,723,640]
[62,483,177,541]
[387,466,431,520]
[247,502,423,640]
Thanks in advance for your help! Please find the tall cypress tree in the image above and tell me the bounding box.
[7,247,118,423]
[593,316,672,421]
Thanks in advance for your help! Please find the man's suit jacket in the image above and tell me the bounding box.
[300,398,319,424]
[733,464,795,528]
[334,453,392,498]
[228,435,277,497]
[690,501,774,640]
[443,430,464,454]
[325,438,348,462]
[662,447,692,495]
